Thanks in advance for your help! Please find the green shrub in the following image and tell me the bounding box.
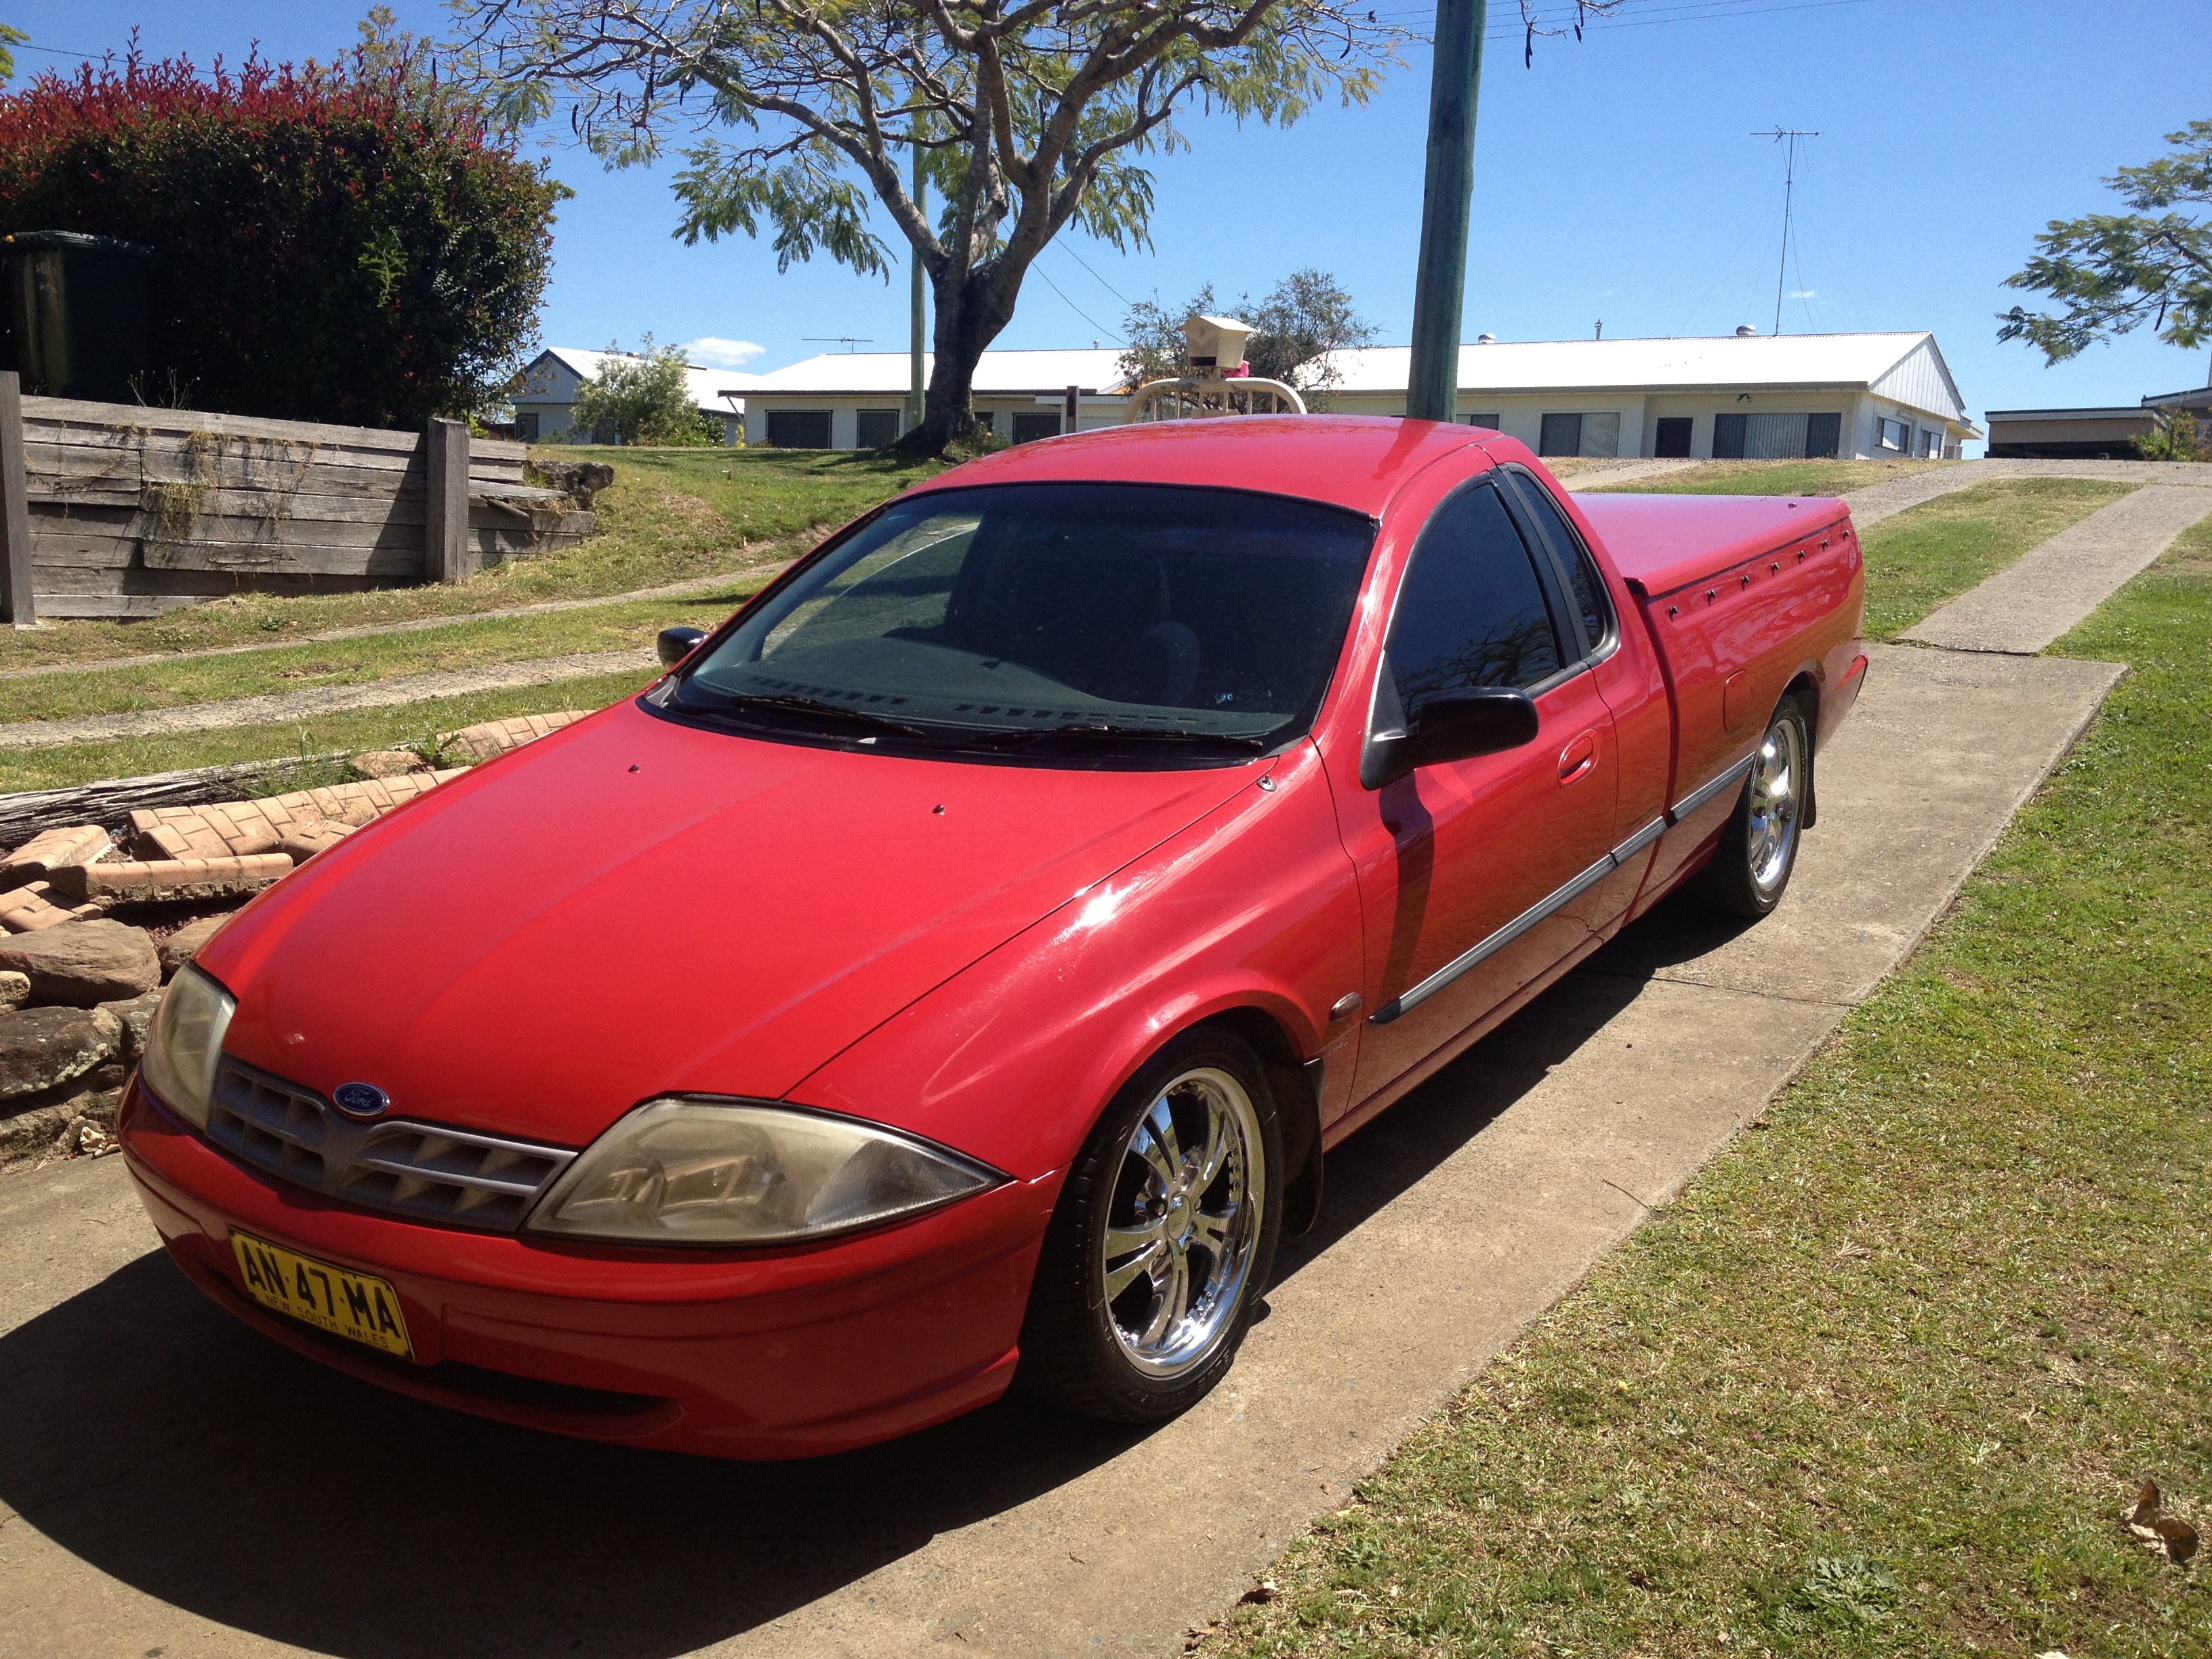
[0,37,566,428]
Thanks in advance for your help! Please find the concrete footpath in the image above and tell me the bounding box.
[0,630,2123,1656]
[1902,483,2212,653]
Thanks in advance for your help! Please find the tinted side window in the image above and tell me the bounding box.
[1388,486,1562,706]
[1507,474,1612,652]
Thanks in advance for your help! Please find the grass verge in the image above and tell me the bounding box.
[1581,457,1952,497]
[1204,522,2212,1656]
[0,448,936,676]
[1856,477,2132,640]
[0,671,653,794]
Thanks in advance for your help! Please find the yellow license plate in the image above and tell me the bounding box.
[230,1231,413,1358]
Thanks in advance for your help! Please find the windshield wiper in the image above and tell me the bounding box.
[970,722,1269,752]
[706,692,938,740]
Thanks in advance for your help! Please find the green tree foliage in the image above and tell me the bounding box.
[0,25,567,428]
[2001,119,2212,382]
[569,338,718,445]
[457,0,1404,454]
[2135,405,2210,462]
[0,26,28,86]
[1118,268,1376,405]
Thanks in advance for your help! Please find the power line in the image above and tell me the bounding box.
[1057,241,1135,307]
[1032,263,1124,343]
[1755,126,1818,335]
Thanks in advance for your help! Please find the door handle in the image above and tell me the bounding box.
[1558,731,1598,785]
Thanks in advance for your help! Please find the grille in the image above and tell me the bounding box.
[206,1059,576,1233]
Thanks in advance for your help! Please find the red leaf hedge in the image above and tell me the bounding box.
[0,43,566,429]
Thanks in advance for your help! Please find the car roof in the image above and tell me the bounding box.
[909,415,1493,518]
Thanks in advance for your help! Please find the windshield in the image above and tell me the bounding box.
[663,482,1375,764]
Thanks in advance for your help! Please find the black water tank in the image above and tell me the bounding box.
[0,230,154,402]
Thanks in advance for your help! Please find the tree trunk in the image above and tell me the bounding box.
[894,264,1022,457]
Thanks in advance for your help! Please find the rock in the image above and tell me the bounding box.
[0,919,162,1006]
[0,824,113,891]
[352,748,428,780]
[98,987,165,1065]
[1,1082,123,1166]
[527,457,616,508]
[0,970,26,1011]
[158,914,230,978]
[0,1005,121,1101]
[51,853,293,904]
[0,881,106,933]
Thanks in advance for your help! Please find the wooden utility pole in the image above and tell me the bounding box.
[1407,0,1488,424]
[424,417,472,583]
[0,371,33,628]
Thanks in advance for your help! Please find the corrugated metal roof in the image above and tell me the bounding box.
[735,332,1969,426]
[529,348,756,415]
[742,347,1126,395]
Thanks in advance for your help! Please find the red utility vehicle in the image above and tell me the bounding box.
[121,417,1866,1458]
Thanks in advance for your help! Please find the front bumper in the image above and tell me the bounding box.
[118,1080,1056,1458]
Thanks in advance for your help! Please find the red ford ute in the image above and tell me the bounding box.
[120,416,1866,1458]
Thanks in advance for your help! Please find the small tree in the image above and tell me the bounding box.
[1118,269,1376,405]
[570,337,717,445]
[458,0,1403,455]
[0,30,567,427]
[2000,119,2212,386]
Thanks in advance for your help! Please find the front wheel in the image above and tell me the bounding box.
[1017,1027,1282,1422]
[1693,695,1810,918]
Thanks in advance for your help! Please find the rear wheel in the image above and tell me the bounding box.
[1017,1028,1282,1422]
[1694,695,1809,918]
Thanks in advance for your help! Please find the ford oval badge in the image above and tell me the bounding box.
[332,1082,390,1119]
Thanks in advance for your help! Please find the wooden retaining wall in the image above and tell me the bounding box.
[0,373,594,623]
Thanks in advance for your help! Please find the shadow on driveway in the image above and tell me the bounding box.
[0,903,1746,1658]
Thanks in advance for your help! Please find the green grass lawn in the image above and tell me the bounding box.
[1580,457,1952,497]
[1204,521,2212,1656]
[1857,477,2132,640]
[0,447,937,676]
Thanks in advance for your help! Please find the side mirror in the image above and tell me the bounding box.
[1362,687,1539,789]
[656,625,709,668]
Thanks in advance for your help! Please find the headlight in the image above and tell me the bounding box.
[525,1097,1004,1245]
[140,966,236,1130]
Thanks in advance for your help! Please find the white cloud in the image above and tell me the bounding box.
[1788,289,1818,300]
[683,336,767,369]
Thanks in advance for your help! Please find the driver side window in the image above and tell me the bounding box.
[1382,484,1564,724]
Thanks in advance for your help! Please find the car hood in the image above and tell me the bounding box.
[204,700,1266,1148]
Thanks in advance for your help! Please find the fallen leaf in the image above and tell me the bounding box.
[1834,1240,1872,1260]
[2121,1479,2198,1563]
[2127,1479,2162,1526]
[1238,1580,1279,1605]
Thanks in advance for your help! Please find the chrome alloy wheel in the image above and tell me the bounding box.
[1746,713,1804,897]
[1098,1067,1267,1378]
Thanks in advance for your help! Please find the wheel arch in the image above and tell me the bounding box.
[1195,1005,1324,1237]
[1782,667,1821,829]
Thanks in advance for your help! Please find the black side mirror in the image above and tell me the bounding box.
[657,625,708,668]
[1362,687,1539,789]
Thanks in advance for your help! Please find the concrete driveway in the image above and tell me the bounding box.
[0,632,2124,1658]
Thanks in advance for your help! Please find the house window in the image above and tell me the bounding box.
[516,412,540,443]
[854,408,903,449]
[1460,413,1501,429]
[1011,412,1061,444]
[1878,417,1910,453]
[1716,413,1841,459]
[1920,428,1945,459]
[1654,417,1693,457]
[1538,411,1620,458]
[1806,412,1841,457]
[766,410,833,449]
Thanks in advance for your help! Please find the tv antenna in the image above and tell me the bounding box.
[803,335,876,353]
[1753,127,1818,336]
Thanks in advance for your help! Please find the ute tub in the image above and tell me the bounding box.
[1576,493,1853,600]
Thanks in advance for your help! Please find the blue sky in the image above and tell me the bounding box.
[11,0,2211,441]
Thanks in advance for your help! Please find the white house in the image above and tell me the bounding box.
[513,348,756,445]
[1324,331,1978,459]
[735,331,1978,459]
[737,348,1128,449]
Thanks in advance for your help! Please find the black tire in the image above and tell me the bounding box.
[1017,1026,1284,1423]
[1692,693,1811,919]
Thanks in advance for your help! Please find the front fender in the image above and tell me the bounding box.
[787,742,1364,1188]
